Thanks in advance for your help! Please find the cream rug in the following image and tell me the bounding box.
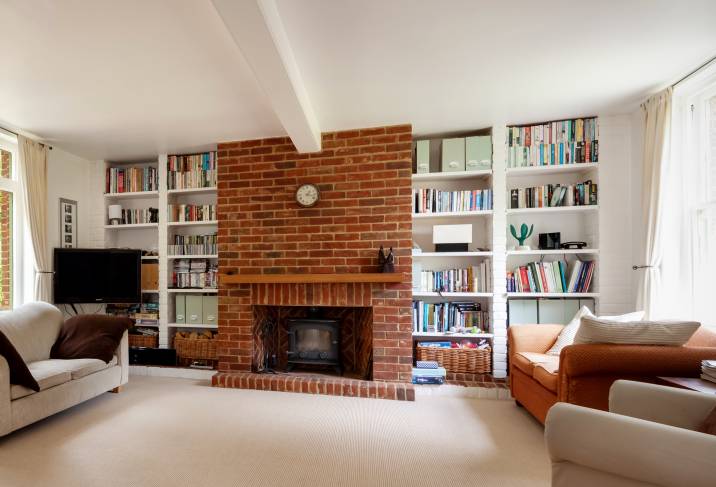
[0,377,549,486]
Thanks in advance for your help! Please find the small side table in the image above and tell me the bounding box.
[657,376,716,394]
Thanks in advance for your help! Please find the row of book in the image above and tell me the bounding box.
[412,301,489,334]
[413,188,493,213]
[172,259,218,289]
[168,234,217,256]
[168,204,216,223]
[509,180,598,208]
[106,303,158,323]
[506,260,595,293]
[418,262,491,293]
[119,208,158,225]
[105,166,158,194]
[167,152,217,190]
[507,117,599,167]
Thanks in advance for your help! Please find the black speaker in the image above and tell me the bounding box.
[435,243,469,252]
[538,232,561,250]
[129,347,177,366]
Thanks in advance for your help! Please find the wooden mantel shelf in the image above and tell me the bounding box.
[220,273,406,284]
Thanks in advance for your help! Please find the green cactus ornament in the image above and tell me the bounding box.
[510,223,534,250]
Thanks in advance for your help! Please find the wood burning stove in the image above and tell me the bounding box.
[286,318,341,374]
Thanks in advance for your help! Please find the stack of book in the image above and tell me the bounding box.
[419,262,491,293]
[168,204,216,222]
[412,301,489,334]
[413,188,492,213]
[702,360,716,384]
[507,117,598,168]
[506,260,595,293]
[412,361,446,385]
[167,152,217,190]
[105,166,158,194]
[168,234,217,256]
[509,180,597,208]
[172,259,218,289]
[120,208,158,225]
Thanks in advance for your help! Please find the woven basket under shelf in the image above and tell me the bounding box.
[128,334,158,348]
[174,335,217,361]
[416,346,492,374]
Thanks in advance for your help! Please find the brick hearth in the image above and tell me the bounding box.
[214,125,414,398]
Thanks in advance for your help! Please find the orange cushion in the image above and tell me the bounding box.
[532,363,558,392]
[514,352,558,375]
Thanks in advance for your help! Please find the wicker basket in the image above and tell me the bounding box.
[174,335,217,361]
[416,345,492,374]
[128,334,158,348]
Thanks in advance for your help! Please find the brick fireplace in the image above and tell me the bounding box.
[212,125,415,400]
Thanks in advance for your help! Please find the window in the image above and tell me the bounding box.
[0,134,20,310]
[670,63,716,328]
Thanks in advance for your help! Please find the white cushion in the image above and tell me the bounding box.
[546,307,645,356]
[0,302,63,363]
[9,356,118,400]
[10,359,72,400]
[574,317,701,346]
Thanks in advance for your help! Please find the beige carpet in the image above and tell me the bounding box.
[0,377,549,487]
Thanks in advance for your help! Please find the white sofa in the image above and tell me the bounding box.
[545,380,716,487]
[0,302,128,436]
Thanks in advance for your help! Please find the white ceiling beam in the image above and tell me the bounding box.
[212,0,321,153]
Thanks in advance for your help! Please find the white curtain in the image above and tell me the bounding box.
[637,87,672,319]
[17,135,50,302]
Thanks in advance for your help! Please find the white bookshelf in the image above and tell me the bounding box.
[103,154,218,375]
[412,123,601,379]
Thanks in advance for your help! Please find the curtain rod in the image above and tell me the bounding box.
[0,125,52,150]
[673,55,716,87]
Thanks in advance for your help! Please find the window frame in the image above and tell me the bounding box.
[0,130,24,308]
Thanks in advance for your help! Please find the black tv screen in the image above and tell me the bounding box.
[53,248,141,304]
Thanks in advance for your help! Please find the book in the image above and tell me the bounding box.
[413,188,492,213]
[507,117,598,168]
[167,152,217,190]
[508,180,597,208]
[105,166,158,194]
[507,260,595,293]
[168,233,217,256]
[418,261,491,293]
[412,301,489,333]
[168,204,216,222]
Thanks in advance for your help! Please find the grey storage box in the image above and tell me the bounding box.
[441,138,465,172]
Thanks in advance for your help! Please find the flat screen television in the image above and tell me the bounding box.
[53,248,141,304]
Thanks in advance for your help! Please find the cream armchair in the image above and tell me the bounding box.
[545,380,716,487]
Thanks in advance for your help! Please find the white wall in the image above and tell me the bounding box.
[46,148,97,252]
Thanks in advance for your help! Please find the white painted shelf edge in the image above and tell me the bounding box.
[412,332,494,338]
[412,169,492,181]
[506,205,599,215]
[412,251,493,257]
[167,187,217,195]
[167,254,218,259]
[168,323,218,329]
[505,162,599,176]
[506,292,600,298]
[167,288,219,293]
[167,220,218,226]
[104,223,158,229]
[412,292,493,298]
[506,249,599,256]
[104,191,159,199]
[413,210,493,219]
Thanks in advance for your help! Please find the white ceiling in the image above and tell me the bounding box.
[0,0,715,160]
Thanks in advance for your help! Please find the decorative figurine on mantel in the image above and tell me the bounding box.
[378,246,395,273]
[510,223,534,251]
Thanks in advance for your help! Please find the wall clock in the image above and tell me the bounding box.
[295,183,320,207]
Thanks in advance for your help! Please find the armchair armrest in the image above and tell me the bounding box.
[115,330,129,386]
[545,402,716,487]
[609,380,716,431]
[0,356,10,435]
[560,343,716,377]
[507,324,564,355]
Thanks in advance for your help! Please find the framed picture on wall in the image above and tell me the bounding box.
[59,198,77,248]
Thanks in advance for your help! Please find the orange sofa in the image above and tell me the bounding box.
[508,324,716,424]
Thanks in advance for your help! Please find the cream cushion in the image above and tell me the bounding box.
[547,307,645,355]
[11,360,72,399]
[575,317,701,345]
[0,302,63,363]
[9,356,117,400]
